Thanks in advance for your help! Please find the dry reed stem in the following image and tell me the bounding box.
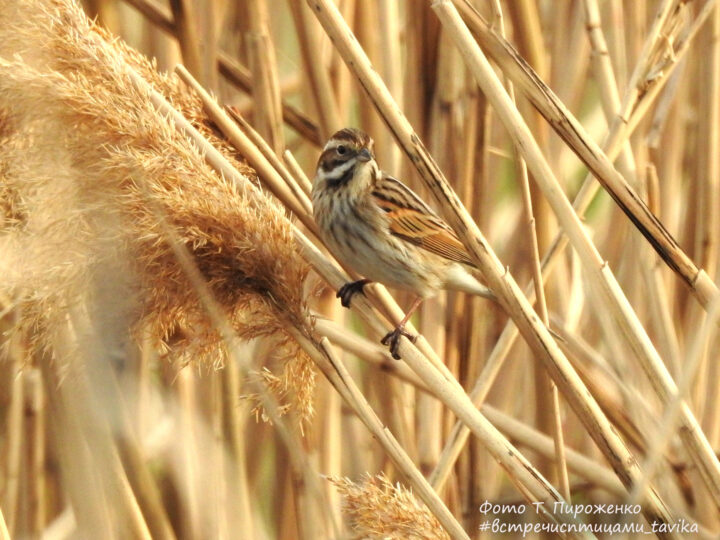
[694,5,720,280]
[175,66,315,232]
[344,330,631,502]
[196,0,218,91]
[313,317,429,390]
[306,0,676,530]
[217,51,323,146]
[3,363,23,536]
[433,0,720,514]
[333,325,628,501]
[429,252,607,494]
[581,0,681,383]
[245,0,285,152]
[582,0,638,186]
[695,8,720,440]
[302,335,469,540]
[453,0,719,309]
[496,0,720,505]
[491,0,570,501]
[43,339,153,540]
[418,33,458,475]
[168,0,203,82]
[97,378,176,539]
[282,149,314,195]
[287,1,342,139]
[0,510,8,540]
[481,405,627,498]
[429,304,660,502]
[225,105,313,216]
[580,0,712,493]
[122,0,323,146]
[219,364,255,539]
[703,19,720,451]
[24,370,45,537]
[553,330,653,452]
[627,292,720,508]
[377,0,403,174]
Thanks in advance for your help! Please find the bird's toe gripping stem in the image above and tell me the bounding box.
[337,279,371,308]
[381,326,417,360]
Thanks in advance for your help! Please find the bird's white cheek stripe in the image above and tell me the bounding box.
[322,158,357,181]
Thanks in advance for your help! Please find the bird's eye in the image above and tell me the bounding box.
[337,145,347,155]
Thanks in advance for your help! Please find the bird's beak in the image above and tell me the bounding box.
[357,148,373,162]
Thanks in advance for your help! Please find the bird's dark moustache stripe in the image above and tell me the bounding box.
[321,155,352,172]
[326,164,355,188]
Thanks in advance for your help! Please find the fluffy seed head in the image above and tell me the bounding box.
[328,474,450,540]
[0,0,315,421]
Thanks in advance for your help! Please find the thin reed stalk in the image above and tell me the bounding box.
[245,0,284,152]
[491,0,570,501]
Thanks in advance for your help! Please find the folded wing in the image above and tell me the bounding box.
[371,175,475,267]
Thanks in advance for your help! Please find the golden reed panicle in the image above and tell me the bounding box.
[329,474,450,540]
[0,0,315,420]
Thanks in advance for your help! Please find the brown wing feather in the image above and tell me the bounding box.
[372,185,475,266]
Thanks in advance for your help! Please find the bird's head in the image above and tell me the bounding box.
[314,128,377,191]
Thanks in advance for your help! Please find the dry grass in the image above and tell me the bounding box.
[1,0,720,538]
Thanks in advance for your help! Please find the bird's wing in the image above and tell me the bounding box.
[371,175,476,266]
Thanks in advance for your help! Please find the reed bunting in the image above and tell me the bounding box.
[312,128,493,359]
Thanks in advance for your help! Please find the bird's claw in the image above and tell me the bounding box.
[337,279,371,308]
[381,326,417,360]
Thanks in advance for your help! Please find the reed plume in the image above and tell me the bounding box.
[329,474,451,540]
[0,0,315,419]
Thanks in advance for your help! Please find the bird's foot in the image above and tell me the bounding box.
[381,326,417,360]
[337,279,371,308]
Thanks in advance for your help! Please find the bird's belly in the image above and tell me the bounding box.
[324,218,443,297]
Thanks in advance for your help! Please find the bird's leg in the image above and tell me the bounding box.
[381,297,423,360]
[337,279,372,308]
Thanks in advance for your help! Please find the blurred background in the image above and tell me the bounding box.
[1,0,720,538]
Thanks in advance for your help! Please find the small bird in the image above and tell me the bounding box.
[312,128,493,359]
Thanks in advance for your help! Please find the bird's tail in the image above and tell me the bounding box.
[445,264,496,301]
